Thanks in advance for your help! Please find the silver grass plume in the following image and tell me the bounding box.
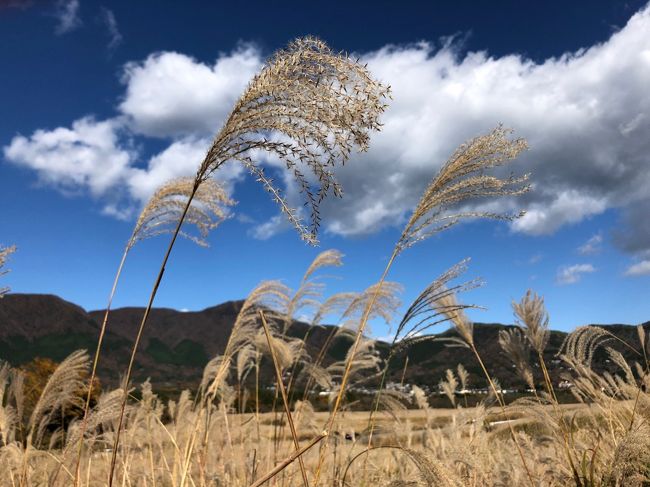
[78,176,233,478]
[129,176,234,249]
[194,36,390,245]
[327,336,381,392]
[253,330,306,371]
[559,326,612,368]
[28,350,90,448]
[397,125,529,253]
[202,280,291,398]
[341,281,402,332]
[499,327,535,390]
[0,245,16,298]
[513,290,550,355]
[311,291,360,328]
[434,292,475,348]
[457,363,469,391]
[391,259,480,353]
[66,388,124,450]
[282,249,344,334]
[439,368,459,407]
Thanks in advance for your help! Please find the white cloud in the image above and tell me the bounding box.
[511,192,608,236]
[3,119,242,215]
[324,5,650,242]
[316,5,650,246]
[624,259,650,276]
[528,253,543,264]
[54,0,81,35]
[556,263,596,285]
[578,233,603,255]
[101,7,122,51]
[249,214,290,241]
[3,117,132,197]
[118,46,262,137]
[5,4,650,253]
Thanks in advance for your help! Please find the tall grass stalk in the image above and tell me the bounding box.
[108,182,199,486]
[259,310,310,487]
[314,126,530,484]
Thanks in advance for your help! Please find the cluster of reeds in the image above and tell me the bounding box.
[2,275,649,486]
[2,35,647,487]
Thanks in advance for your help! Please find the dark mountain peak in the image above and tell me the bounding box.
[0,293,97,339]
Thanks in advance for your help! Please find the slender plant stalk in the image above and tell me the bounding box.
[399,355,409,387]
[364,349,395,449]
[300,326,339,404]
[470,345,536,486]
[250,432,327,487]
[536,350,584,486]
[313,248,398,485]
[73,248,128,487]
[108,182,199,487]
[259,310,310,487]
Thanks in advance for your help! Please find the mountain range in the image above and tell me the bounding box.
[0,293,647,394]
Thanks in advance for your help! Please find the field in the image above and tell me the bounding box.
[1,36,649,487]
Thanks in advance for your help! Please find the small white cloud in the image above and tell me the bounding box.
[101,7,122,51]
[511,192,607,236]
[577,233,603,255]
[3,117,132,197]
[624,259,650,276]
[528,253,543,264]
[54,0,81,35]
[235,213,255,224]
[556,263,596,285]
[249,214,289,240]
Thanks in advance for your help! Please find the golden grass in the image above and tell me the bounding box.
[2,35,648,487]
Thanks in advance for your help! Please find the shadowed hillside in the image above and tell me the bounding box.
[1,293,647,392]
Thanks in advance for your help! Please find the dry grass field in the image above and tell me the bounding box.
[1,37,649,487]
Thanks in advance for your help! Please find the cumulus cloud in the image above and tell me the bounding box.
[614,200,650,258]
[556,263,596,285]
[318,5,650,244]
[54,0,81,35]
[578,233,603,255]
[101,7,122,51]
[4,4,650,253]
[624,260,650,276]
[3,119,242,216]
[3,117,132,197]
[118,46,261,137]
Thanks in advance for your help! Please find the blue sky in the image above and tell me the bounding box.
[1,0,649,336]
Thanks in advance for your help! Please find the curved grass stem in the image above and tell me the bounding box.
[108,182,199,487]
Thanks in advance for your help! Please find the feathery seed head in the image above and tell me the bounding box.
[397,125,529,253]
[513,290,550,354]
[392,259,481,351]
[434,292,474,347]
[195,36,390,245]
[499,327,535,389]
[129,177,234,249]
[456,363,469,391]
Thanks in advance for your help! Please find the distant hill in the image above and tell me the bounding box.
[0,293,647,392]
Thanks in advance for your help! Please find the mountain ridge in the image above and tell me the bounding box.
[1,293,647,392]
